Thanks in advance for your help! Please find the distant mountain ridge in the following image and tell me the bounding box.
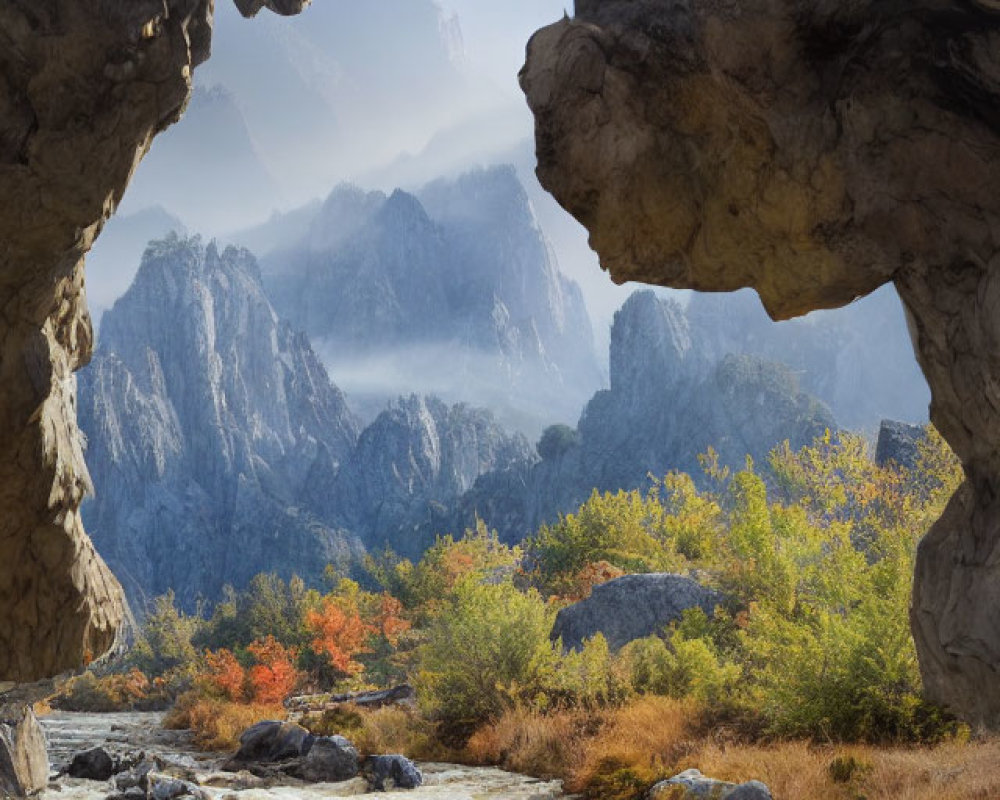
[256,165,602,433]
[79,235,533,609]
[441,290,837,543]
[79,236,363,610]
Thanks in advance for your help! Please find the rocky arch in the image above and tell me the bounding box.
[520,0,1000,726]
[0,0,307,683]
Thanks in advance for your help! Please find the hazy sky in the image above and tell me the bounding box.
[437,1,570,95]
[97,0,640,344]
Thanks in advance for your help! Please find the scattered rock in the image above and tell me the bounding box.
[232,721,315,764]
[287,684,416,714]
[551,573,723,651]
[648,769,772,800]
[113,758,156,793]
[148,772,208,800]
[364,754,423,791]
[105,788,147,800]
[291,736,359,783]
[198,769,269,790]
[0,707,49,797]
[67,747,116,781]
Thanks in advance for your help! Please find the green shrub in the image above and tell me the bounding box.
[415,578,557,736]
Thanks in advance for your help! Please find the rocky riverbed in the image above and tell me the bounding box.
[37,712,570,799]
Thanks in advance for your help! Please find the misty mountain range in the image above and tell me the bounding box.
[75,0,932,613]
[78,164,928,611]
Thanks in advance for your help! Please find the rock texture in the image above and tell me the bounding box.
[875,421,927,472]
[449,290,834,543]
[0,708,48,797]
[78,236,362,610]
[331,394,534,557]
[0,0,307,680]
[552,573,722,652]
[522,0,1000,726]
[260,166,602,430]
[649,769,772,800]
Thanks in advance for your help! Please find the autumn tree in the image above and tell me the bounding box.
[246,636,300,704]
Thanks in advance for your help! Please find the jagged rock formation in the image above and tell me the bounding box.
[521,1,1000,724]
[450,290,834,542]
[551,573,722,652]
[875,421,927,472]
[0,708,48,797]
[259,166,602,430]
[78,236,362,610]
[687,286,929,430]
[331,395,535,558]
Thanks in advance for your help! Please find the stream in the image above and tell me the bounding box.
[37,712,570,799]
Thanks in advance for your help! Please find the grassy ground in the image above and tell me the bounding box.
[163,693,1000,799]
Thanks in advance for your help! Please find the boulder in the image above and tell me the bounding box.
[291,736,359,783]
[648,769,772,800]
[68,746,115,781]
[113,758,155,793]
[0,707,49,797]
[233,721,315,764]
[364,754,422,791]
[148,772,208,800]
[551,574,722,651]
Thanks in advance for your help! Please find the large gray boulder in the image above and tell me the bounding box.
[551,573,722,651]
[232,721,314,764]
[292,736,359,783]
[67,746,115,781]
[0,707,49,797]
[648,769,771,800]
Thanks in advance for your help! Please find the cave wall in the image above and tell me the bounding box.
[0,0,306,682]
[521,0,1000,726]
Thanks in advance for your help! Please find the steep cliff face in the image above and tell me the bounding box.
[79,236,362,610]
[332,395,535,558]
[261,166,602,430]
[521,1,1000,724]
[452,290,834,543]
[687,286,929,430]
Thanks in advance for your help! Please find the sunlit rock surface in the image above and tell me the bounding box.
[521,0,1000,725]
[0,0,312,681]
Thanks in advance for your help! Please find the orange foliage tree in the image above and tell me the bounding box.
[204,648,246,701]
[376,594,411,645]
[304,597,371,675]
[246,636,300,704]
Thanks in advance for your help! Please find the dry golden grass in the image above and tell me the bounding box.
[463,699,1000,800]
[345,705,453,761]
[466,705,590,779]
[688,738,1000,800]
[299,703,454,762]
[164,692,285,751]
